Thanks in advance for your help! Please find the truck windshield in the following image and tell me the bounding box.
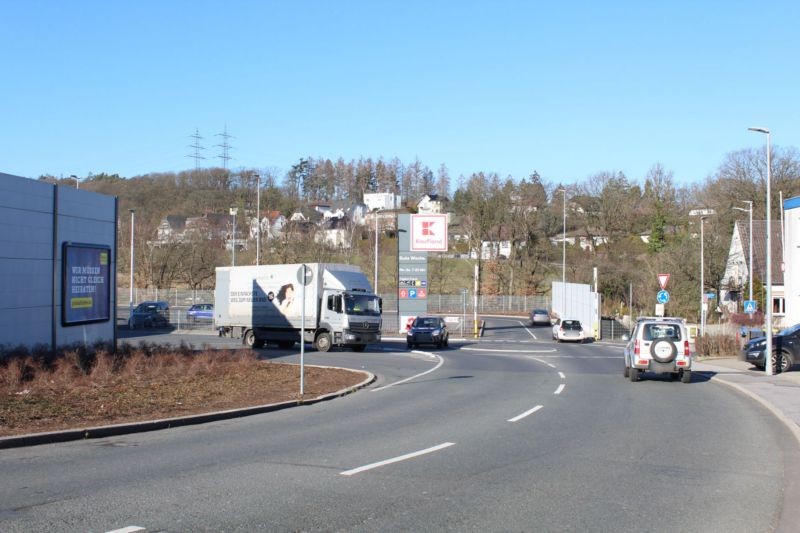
[344,294,381,316]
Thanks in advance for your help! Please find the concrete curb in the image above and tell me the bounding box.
[0,367,375,450]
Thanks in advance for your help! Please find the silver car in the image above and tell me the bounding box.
[623,317,692,383]
[529,308,551,326]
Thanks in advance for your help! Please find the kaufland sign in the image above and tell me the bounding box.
[410,214,448,252]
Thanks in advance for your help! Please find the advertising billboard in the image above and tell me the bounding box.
[62,242,111,326]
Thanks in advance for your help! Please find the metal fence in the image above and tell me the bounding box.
[116,289,550,338]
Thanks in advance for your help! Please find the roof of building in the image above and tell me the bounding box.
[736,219,784,285]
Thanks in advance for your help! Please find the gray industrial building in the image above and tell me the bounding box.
[0,172,117,351]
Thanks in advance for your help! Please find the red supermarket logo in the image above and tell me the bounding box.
[411,215,448,251]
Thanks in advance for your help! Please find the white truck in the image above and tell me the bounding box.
[215,263,382,351]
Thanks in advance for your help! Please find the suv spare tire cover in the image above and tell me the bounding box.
[651,339,677,363]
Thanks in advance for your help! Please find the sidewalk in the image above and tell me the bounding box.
[693,357,800,445]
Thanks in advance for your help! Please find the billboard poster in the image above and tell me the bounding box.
[62,243,111,326]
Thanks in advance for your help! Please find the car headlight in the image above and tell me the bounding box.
[432,329,441,336]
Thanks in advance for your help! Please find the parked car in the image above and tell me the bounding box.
[186,303,214,323]
[623,316,692,383]
[529,308,551,326]
[552,318,585,342]
[407,316,449,349]
[743,323,800,373]
[128,301,170,329]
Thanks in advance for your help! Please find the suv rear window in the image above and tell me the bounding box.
[562,320,582,330]
[643,323,682,341]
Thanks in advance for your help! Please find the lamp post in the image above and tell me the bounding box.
[255,173,261,266]
[70,174,79,189]
[689,208,716,338]
[230,207,238,267]
[733,201,754,310]
[129,209,135,320]
[749,126,773,375]
[374,210,379,294]
[558,187,567,317]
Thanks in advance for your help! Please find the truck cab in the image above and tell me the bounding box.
[318,289,382,352]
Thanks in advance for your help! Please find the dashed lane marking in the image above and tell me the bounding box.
[340,442,456,476]
[508,405,543,422]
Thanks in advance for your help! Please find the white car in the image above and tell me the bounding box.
[623,317,692,383]
[552,318,585,343]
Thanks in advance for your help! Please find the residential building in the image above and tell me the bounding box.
[363,192,401,211]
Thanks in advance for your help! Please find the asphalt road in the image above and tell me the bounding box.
[1,317,798,532]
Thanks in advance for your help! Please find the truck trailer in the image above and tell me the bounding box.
[215,263,382,351]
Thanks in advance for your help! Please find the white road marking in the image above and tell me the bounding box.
[460,347,557,354]
[372,352,444,392]
[558,372,566,379]
[554,384,565,395]
[546,363,557,369]
[340,442,456,476]
[508,405,543,422]
[105,527,146,533]
[519,321,537,340]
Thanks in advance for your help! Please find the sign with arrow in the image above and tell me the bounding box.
[656,290,670,304]
[658,273,670,290]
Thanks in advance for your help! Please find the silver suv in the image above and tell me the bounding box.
[623,317,693,383]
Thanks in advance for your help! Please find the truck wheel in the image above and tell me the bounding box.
[351,344,367,352]
[315,332,332,352]
[243,329,256,348]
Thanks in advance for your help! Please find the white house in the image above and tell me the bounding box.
[720,219,785,324]
[364,192,401,211]
[417,194,446,214]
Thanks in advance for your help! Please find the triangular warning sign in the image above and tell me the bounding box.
[658,273,670,290]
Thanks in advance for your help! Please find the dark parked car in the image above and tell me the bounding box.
[743,323,800,373]
[529,308,551,326]
[407,316,449,349]
[128,301,170,329]
[186,303,214,323]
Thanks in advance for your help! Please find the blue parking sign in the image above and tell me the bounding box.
[409,289,417,299]
[744,300,757,314]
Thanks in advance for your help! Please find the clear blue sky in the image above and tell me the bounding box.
[2,1,798,189]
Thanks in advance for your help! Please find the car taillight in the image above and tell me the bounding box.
[684,340,690,356]
[634,339,640,355]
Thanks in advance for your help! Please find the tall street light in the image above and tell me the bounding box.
[749,126,773,375]
[70,174,79,189]
[129,209,135,320]
[558,187,567,317]
[689,208,716,338]
[733,200,754,310]
[255,173,261,266]
[230,207,238,267]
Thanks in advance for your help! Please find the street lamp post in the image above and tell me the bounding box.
[129,209,135,320]
[70,174,79,189]
[749,126,773,375]
[255,173,261,266]
[689,208,716,339]
[230,208,238,267]
[558,187,567,317]
[733,201,754,310]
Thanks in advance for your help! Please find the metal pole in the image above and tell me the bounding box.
[300,264,306,395]
[700,217,705,338]
[256,173,261,266]
[374,210,379,293]
[748,201,754,305]
[562,188,566,317]
[749,127,773,375]
[129,209,135,319]
[473,263,479,337]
